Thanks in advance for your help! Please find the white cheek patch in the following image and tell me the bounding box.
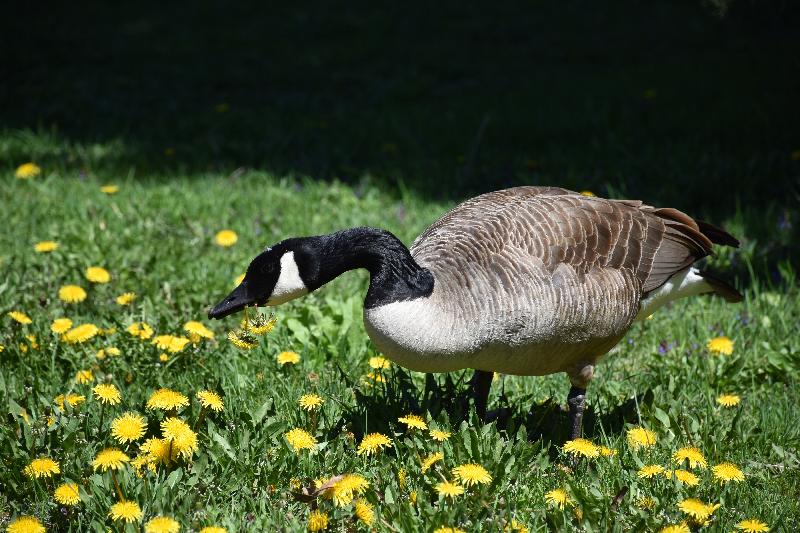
[267,251,309,305]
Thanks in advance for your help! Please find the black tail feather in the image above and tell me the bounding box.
[701,271,743,303]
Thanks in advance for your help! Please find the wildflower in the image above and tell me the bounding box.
[93,383,121,405]
[59,285,87,303]
[677,498,719,520]
[140,437,176,465]
[430,429,452,441]
[736,519,770,532]
[599,446,617,457]
[433,528,466,533]
[159,353,169,362]
[354,499,374,525]
[362,371,385,384]
[242,314,276,334]
[277,350,301,365]
[717,393,741,407]
[636,496,656,510]
[111,412,147,443]
[506,519,529,533]
[75,369,94,384]
[7,516,46,533]
[369,356,391,369]
[116,292,136,305]
[637,464,665,478]
[161,417,199,459]
[54,482,81,505]
[146,388,189,411]
[197,390,224,411]
[228,330,257,350]
[707,336,734,355]
[307,510,328,531]
[673,447,707,469]
[357,433,393,456]
[199,528,227,533]
[97,347,121,359]
[298,394,323,411]
[712,462,744,483]
[626,427,657,450]
[436,480,465,498]
[145,516,181,533]
[109,500,143,522]
[54,393,85,409]
[215,230,238,247]
[100,184,119,194]
[152,335,191,353]
[63,323,99,343]
[24,457,60,479]
[580,190,596,196]
[452,463,492,486]
[659,525,690,533]
[323,474,369,506]
[398,414,427,430]
[670,469,700,486]
[127,321,154,340]
[544,488,572,509]
[184,320,214,339]
[34,240,58,252]
[562,438,600,458]
[285,428,317,452]
[421,451,444,473]
[397,468,406,488]
[85,266,110,283]
[51,318,72,333]
[8,311,32,324]
[15,162,41,179]
[93,448,130,471]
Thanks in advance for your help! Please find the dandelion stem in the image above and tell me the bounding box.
[194,406,208,432]
[98,402,106,437]
[111,470,123,500]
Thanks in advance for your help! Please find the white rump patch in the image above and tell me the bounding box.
[267,251,308,305]
[635,267,712,320]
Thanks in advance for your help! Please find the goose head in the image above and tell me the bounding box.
[208,239,310,319]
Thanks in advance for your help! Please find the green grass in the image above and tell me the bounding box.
[1,172,798,531]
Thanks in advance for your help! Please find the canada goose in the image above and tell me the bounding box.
[209,186,741,438]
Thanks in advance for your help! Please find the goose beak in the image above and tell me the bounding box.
[208,282,254,319]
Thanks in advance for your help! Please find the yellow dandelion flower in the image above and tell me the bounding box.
[85,266,111,283]
[184,321,214,339]
[736,519,770,532]
[152,335,191,353]
[298,393,323,411]
[398,414,427,430]
[24,457,60,479]
[712,462,744,483]
[563,438,600,458]
[430,429,452,442]
[97,347,121,359]
[93,383,121,405]
[199,527,227,533]
[197,390,224,412]
[362,371,385,384]
[109,500,143,522]
[599,446,617,457]
[140,437,176,465]
[707,336,734,355]
[159,353,169,362]
[452,463,492,486]
[63,323,99,344]
[637,464,665,478]
[54,482,81,505]
[677,498,719,520]
[100,184,119,194]
[15,162,41,179]
[433,528,466,533]
[626,427,657,450]
[636,496,656,510]
[323,474,369,506]
[146,388,189,411]
[34,240,59,253]
[357,432,393,456]
[75,369,94,384]
[7,516,45,533]
[410,490,417,505]
[51,318,72,334]
[145,516,180,533]
[8,311,32,324]
[127,321,154,340]
[354,499,374,525]
[93,448,130,471]
[673,447,707,469]
[242,314,277,335]
[506,519,529,533]
[277,350,301,365]
[59,285,87,303]
[215,230,238,247]
[580,190,596,196]
[421,451,444,473]
[116,292,136,305]
[228,330,257,350]
[436,480,465,498]
[54,393,85,409]
[160,417,199,459]
[717,393,741,407]
[307,510,328,531]
[397,468,406,488]
[369,356,391,369]
[659,525,690,533]
[669,469,700,486]
[285,428,317,452]
[111,412,147,443]
[545,488,573,509]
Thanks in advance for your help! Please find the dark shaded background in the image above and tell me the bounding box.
[2,1,799,214]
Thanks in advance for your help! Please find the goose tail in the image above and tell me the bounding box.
[699,271,743,303]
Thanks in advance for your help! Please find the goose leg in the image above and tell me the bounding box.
[567,385,586,440]
[469,370,493,421]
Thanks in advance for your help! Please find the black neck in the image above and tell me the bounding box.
[292,227,434,308]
